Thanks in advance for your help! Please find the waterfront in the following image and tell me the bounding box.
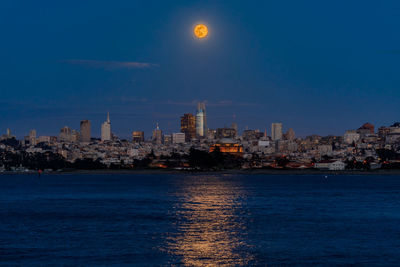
[0,174,400,265]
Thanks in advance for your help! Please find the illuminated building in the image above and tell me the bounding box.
[101,112,111,142]
[216,127,237,139]
[132,131,145,143]
[198,102,207,135]
[271,123,283,141]
[80,120,91,143]
[180,113,196,141]
[152,123,163,144]
[196,108,204,137]
[172,132,185,144]
[210,138,243,156]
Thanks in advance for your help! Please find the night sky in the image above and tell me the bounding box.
[1,0,399,138]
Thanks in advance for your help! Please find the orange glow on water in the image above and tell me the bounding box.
[166,177,253,266]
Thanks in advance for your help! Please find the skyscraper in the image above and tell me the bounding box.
[197,102,207,134]
[80,120,91,143]
[59,126,72,142]
[29,129,37,146]
[271,123,283,141]
[195,108,204,137]
[180,113,196,141]
[152,123,163,144]
[132,131,145,143]
[101,112,111,142]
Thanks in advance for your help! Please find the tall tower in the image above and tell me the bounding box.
[80,120,91,143]
[101,112,111,142]
[201,102,207,135]
[152,123,163,144]
[59,126,72,142]
[29,129,37,146]
[180,113,196,141]
[271,123,283,141]
[195,106,204,137]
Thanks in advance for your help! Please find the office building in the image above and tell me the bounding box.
[195,109,204,137]
[80,120,91,143]
[180,113,196,141]
[59,126,72,142]
[271,123,283,141]
[198,102,207,134]
[101,112,111,142]
[132,131,145,143]
[152,123,163,144]
[29,129,37,146]
[172,132,185,144]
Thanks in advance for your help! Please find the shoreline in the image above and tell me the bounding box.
[2,168,400,175]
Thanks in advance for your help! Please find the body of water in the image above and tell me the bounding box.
[0,173,400,266]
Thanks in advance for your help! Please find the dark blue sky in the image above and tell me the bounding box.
[1,0,399,138]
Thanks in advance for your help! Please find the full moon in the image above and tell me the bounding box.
[194,24,208,39]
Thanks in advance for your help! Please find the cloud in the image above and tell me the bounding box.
[61,59,159,70]
[162,100,260,107]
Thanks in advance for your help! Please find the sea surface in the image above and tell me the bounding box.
[0,173,400,266]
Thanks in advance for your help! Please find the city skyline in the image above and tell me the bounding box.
[2,107,399,140]
[2,1,400,138]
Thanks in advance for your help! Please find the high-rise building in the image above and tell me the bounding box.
[284,128,296,141]
[195,105,205,137]
[152,123,163,144]
[29,129,37,146]
[172,132,185,144]
[132,131,145,143]
[101,112,111,142]
[180,113,196,141]
[59,126,72,142]
[80,120,91,143]
[198,102,207,134]
[271,123,283,141]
